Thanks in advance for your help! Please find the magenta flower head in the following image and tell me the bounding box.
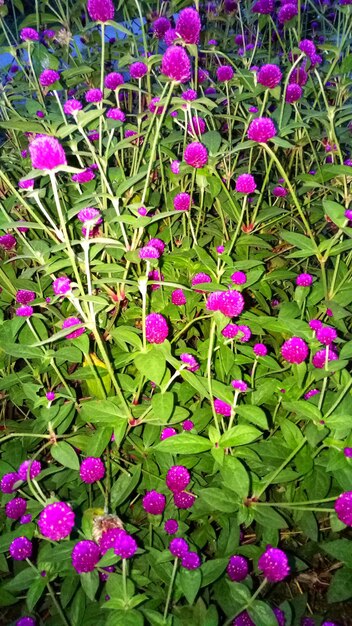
[148,97,164,115]
[6,497,27,520]
[174,491,195,509]
[214,398,232,416]
[182,551,201,570]
[16,305,33,318]
[80,457,105,483]
[184,142,208,168]
[281,337,308,364]
[87,0,114,22]
[335,491,352,525]
[232,611,255,626]
[53,276,71,295]
[39,69,60,87]
[312,348,338,369]
[252,0,274,13]
[285,83,303,104]
[46,391,56,401]
[0,233,16,249]
[183,419,194,431]
[257,64,282,89]
[153,16,171,39]
[105,72,124,89]
[72,540,100,573]
[180,353,199,372]
[172,289,186,305]
[188,116,206,135]
[29,135,67,171]
[139,245,160,259]
[175,7,201,44]
[273,608,286,626]
[192,272,212,293]
[278,3,298,23]
[309,319,322,332]
[218,290,245,317]
[227,555,249,581]
[77,207,102,224]
[299,39,316,57]
[142,490,166,515]
[18,178,34,190]
[9,537,33,561]
[222,324,239,339]
[296,273,313,287]
[316,326,337,346]
[217,65,234,82]
[231,380,248,392]
[161,46,192,84]
[114,532,138,559]
[16,618,36,626]
[344,447,352,458]
[63,99,82,116]
[258,546,290,582]
[62,317,85,339]
[1,472,20,494]
[182,89,198,102]
[99,528,124,554]
[161,427,177,440]
[20,27,39,41]
[235,174,256,194]
[174,192,191,212]
[253,343,267,357]
[16,289,35,304]
[231,271,247,285]
[272,185,288,197]
[166,465,190,492]
[169,537,189,558]
[164,28,177,46]
[148,238,165,253]
[248,117,276,143]
[18,460,41,481]
[237,325,251,343]
[304,389,319,400]
[38,502,75,540]
[145,313,168,344]
[165,519,179,535]
[171,160,180,174]
[289,67,308,87]
[85,88,103,103]
[130,62,148,79]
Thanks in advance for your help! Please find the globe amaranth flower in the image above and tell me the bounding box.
[145,313,168,344]
[138,206,148,216]
[171,289,186,305]
[16,305,33,317]
[205,87,217,96]
[80,457,105,483]
[152,16,171,39]
[222,324,239,339]
[316,325,337,345]
[187,116,206,136]
[139,245,160,259]
[18,460,41,481]
[231,380,248,392]
[53,276,71,295]
[344,447,352,458]
[214,398,232,417]
[235,174,257,194]
[0,234,16,249]
[289,67,308,87]
[217,245,225,254]
[192,272,212,293]
[164,28,177,46]
[296,273,312,287]
[278,2,298,23]
[252,0,274,14]
[9,537,32,561]
[130,62,148,79]
[335,491,352,526]
[72,540,100,573]
[161,427,177,440]
[272,185,288,197]
[180,353,199,372]
[164,519,179,535]
[169,537,189,558]
[184,142,208,168]
[85,88,103,103]
[46,391,56,401]
[6,497,27,519]
[175,7,201,44]
[18,178,34,190]
[273,607,286,626]
[237,325,252,343]
[304,389,320,400]
[99,528,125,554]
[183,419,194,431]
[20,27,39,41]
[87,0,114,22]
[312,348,338,369]
[174,491,195,509]
[171,160,180,174]
[105,72,124,89]
[148,269,164,291]
[148,97,164,115]
[182,89,198,102]
[182,551,201,570]
[309,319,322,332]
[248,117,276,143]
[29,135,67,171]
[62,317,85,339]
[253,343,268,356]
[166,465,190,492]
[231,271,247,285]
[106,108,126,122]
[16,619,37,626]
[77,207,102,224]
[174,192,191,212]
[114,532,137,558]
[38,501,75,540]
[142,490,166,515]
[257,64,282,89]
[285,83,303,104]
[1,472,20,494]
[63,99,82,116]
[258,546,290,582]
[99,565,115,581]
[148,238,165,253]
[39,69,60,87]
[16,290,35,304]
[161,46,192,84]
[227,555,249,581]
[232,611,255,626]
[216,65,234,82]
[281,337,309,364]
[218,290,245,317]
[299,39,316,57]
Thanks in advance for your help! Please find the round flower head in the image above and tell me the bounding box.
[166,466,190,492]
[273,607,286,626]
[20,27,39,41]
[187,116,206,136]
[236,174,256,194]
[253,343,268,357]
[18,460,41,481]
[38,502,75,540]
[304,389,320,400]
[182,551,201,570]
[182,89,198,101]
[281,337,309,364]
[164,28,177,46]
[145,313,168,344]
[80,457,105,483]
[130,62,148,79]
[172,289,186,305]
[153,16,171,39]
[296,273,312,287]
[53,276,71,295]
[0,234,16,249]
[72,540,100,573]
[138,206,147,216]
[16,617,36,626]
[16,289,35,304]
[344,447,352,458]
[232,612,255,626]
[99,528,125,554]
[309,319,322,331]
[217,65,234,82]
[77,207,102,224]
[312,348,338,369]
[299,39,316,57]
[257,64,282,89]
[183,419,194,431]
[85,88,103,103]
[114,532,137,559]
[148,97,164,115]
[164,519,179,535]
[218,290,245,317]
[142,490,166,515]
[87,0,114,22]
[285,83,303,104]
[184,142,208,168]
[1,472,20,494]
[171,160,180,174]
[16,305,33,318]
[62,317,85,339]
[227,555,249,581]
[107,108,126,122]
[258,546,290,582]
[222,324,239,339]
[139,245,160,259]
[289,67,308,87]
[214,398,232,416]
[6,497,27,520]
[46,391,55,401]
[175,7,201,44]
[335,491,352,525]
[316,325,337,345]
[169,537,189,558]
[180,353,199,372]
[63,99,82,116]
[161,427,177,440]
[231,271,247,285]
[248,117,276,143]
[231,380,248,392]
[161,46,191,84]
[173,192,192,212]
[301,620,315,626]
[192,272,212,292]
[174,491,195,509]
[278,2,298,23]
[272,186,288,197]
[148,269,164,291]
[105,72,124,89]
[39,69,60,87]
[9,537,33,561]
[18,179,34,190]
[29,135,67,171]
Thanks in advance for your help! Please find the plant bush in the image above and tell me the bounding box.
[0,0,352,624]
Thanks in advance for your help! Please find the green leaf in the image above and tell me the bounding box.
[26,577,46,611]
[199,488,239,513]
[201,131,222,155]
[323,199,346,228]
[219,425,261,448]
[85,427,112,457]
[282,401,322,422]
[179,568,202,604]
[155,433,212,454]
[105,610,144,626]
[321,539,352,567]
[80,570,99,601]
[221,457,250,499]
[235,405,268,430]
[327,567,352,603]
[80,399,127,425]
[51,441,80,470]
[280,230,317,253]
[0,588,17,606]
[252,506,288,529]
[134,349,166,386]
[200,558,227,587]
[248,601,278,626]
[151,392,174,422]
[110,464,141,508]
[0,342,44,359]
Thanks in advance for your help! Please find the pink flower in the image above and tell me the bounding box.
[235,174,256,194]
[296,273,312,287]
[6,497,27,520]
[145,313,168,344]
[105,72,124,89]
[216,65,234,82]
[253,343,267,356]
[278,2,298,23]
[20,27,39,41]
[16,290,35,304]
[166,465,190,492]
[257,64,282,89]
[142,490,166,515]
[214,398,232,416]
[53,276,71,295]
[148,97,164,114]
[172,289,186,305]
[281,337,309,364]
[164,519,179,534]
[175,7,201,44]
[182,89,197,101]
[285,83,303,103]
[169,537,189,557]
[62,317,85,339]
[180,353,199,372]
[187,116,206,136]
[182,420,194,431]
[182,551,201,570]
[161,46,192,84]
[9,537,33,561]
[148,269,164,290]
[148,238,165,253]
[304,389,320,400]
[227,555,249,581]
[29,135,67,171]
[184,142,208,168]
[18,178,34,190]
[222,324,238,339]
[72,168,95,184]
[312,348,338,369]
[161,427,177,440]
[16,306,33,317]
[63,99,82,116]
[1,472,20,494]
[114,532,137,559]
[335,492,352,526]
[218,290,245,317]
[192,272,212,293]
[231,380,248,392]
[87,0,114,22]
[237,325,251,343]
[80,457,105,483]
[258,546,290,582]
[231,271,247,285]
[299,39,316,57]
[164,28,177,46]
[130,62,148,79]
[171,160,180,174]
[272,185,288,197]
[106,108,126,121]
[72,540,100,573]
[39,69,60,87]
[247,117,276,143]
[252,0,274,13]
[38,501,75,540]
[139,245,160,259]
[18,460,41,481]
[85,88,103,103]
[289,67,308,86]
[152,16,171,39]
[0,234,16,249]
[174,192,191,211]
[173,491,195,509]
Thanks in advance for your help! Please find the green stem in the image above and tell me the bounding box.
[254,438,306,499]
[163,558,178,621]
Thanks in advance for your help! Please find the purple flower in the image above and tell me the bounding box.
[148,97,164,115]
[139,245,160,259]
[180,353,199,372]
[218,290,245,317]
[296,273,313,287]
[138,206,147,216]
[171,289,186,305]
[171,160,180,174]
[173,192,191,212]
[6,497,27,520]
[182,551,201,569]
[278,2,298,23]
[217,245,225,254]
[184,142,208,168]
[18,460,41,481]
[232,611,255,626]
[80,457,105,483]
[164,519,179,535]
[63,99,82,116]
[222,324,239,339]
[130,62,148,79]
[258,546,290,582]
[312,348,338,369]
[1,472,20,494]
[316,325,337,345]
[272,185,288,197]
[106,108,126,121]
[16,306,34,317]
[142,490,166,515]
[72,540,100,573]
[335,491,352,526]
[62,317,85,339]
[182,89,197,101]
[46,391,56,401]
[114,532,138,558]
[29,135,67,171]
[252,0,274,14]
[173,491,195,509]
[231,271,247,285]
[53,276,71,295]
[85,88,103,103]
[248,117,276,143]
[39,69,60,87]
[257,64,282,89]
[105,72,124,89]
[18,178,34,190]
[145,313,168,344]
[161,427,177,440]
[285,83,303,103]
[273,607,286,626]
[235,174,257,194]
[214,398,232,416]
[99,528,125,554]
[304,389,320,400]
[309,319,322,331]
[38,501,75,540]
[192,272,212,292]
[0,234,16,249]
[344,447,352,458]
[87,0,114,22]
[217,65,234,82]
[187,116,206,136]
[238,325,251,342]
[166,465,190,492]
[161,46,192,84]
[20,28,39,41]
[231,380,248,392]
[289,67,308,86]
[182,420,194,431]
[164,28,177,46]
[299,39,316,57]
[77,207,102,224]
[253,343,267,356]
[175,7,201,44]
[227,555,249,581]
[281,337,309,364]
[43,29,55,38]
[249,106,258,113]
[148,269,164,291]
[153,16,171,39]
[169,537,189,557]
[16,618,36,626]
[148,238,165,253]
[16,290,35,304]
[9,537,32,561]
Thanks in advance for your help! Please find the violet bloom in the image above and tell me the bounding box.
[18,460,41,481]
[142,490,166,515]
[171,160,180,174]
[0,234,16,249]
[148,269,164,291]
[257,64,282,89]
[39,69,60,86]
[335,491,352,526]
[187,116,206,136]
[252,0,274,14]
[20,28,39,41]
[278,3,298,23]
[248,117,276,143]
[286,83,303,103]
[296,273,313,287]
[222,324,239,339]
[183,420,194,431]
[149,97,164,114]
[99,528,124,554]
[53,276,71,295]
[62,317,85,339]
[38,501,75,540]
[281,337,309,364]
[114,532,138,558]
[299,39,316,57]
[192,272,212,292]
[87,0,114,22]
[29,135,67,171]
[18,178,34,190]
[174,192,191,211]
[46,391,56,401]
[175,7,201,44]
[236,174,256,194]
[272,185,288,197]
[227,555,249,581]
[80,457,105,483]
[85,88,103,103]
[77,207,102,224]
[169,537,189,558]
[174,491,195,509]
[232,612,255,626]
[148,238,165,252]
[253,343,267,357]
[16,289,35,304]
[6,497,27,520]
[312,348,338,369]
[164,519,179,535]
[218,290,245,317]
[145,313,168,344]
[164,28,177,46]
[182,551,201,570]
[231,271,247,285]
[171,289,186,305]
[63,99,82,116]
[161,46,191,84]
[1,472,20,494]
[273,607,286,626]
[231,380,248,392]
[9,537,33,561]
[16,306,34,317]
[184,142,208,168]
[217,65,234,82]
[214,398,232,416]
[139,244,160,260]
[237,325,251,343]
[161,427,177,440]
[289,67,308,86]
[198,68,209,84]
[258,546,290,582]
[316,326,337,345]
[180,353,199,372]
[72,540,100,573]
[166,465,190,492]
[130,62,148,79]
[152,16,171,39]
[304,389,320,400]
[105,72,124,89]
